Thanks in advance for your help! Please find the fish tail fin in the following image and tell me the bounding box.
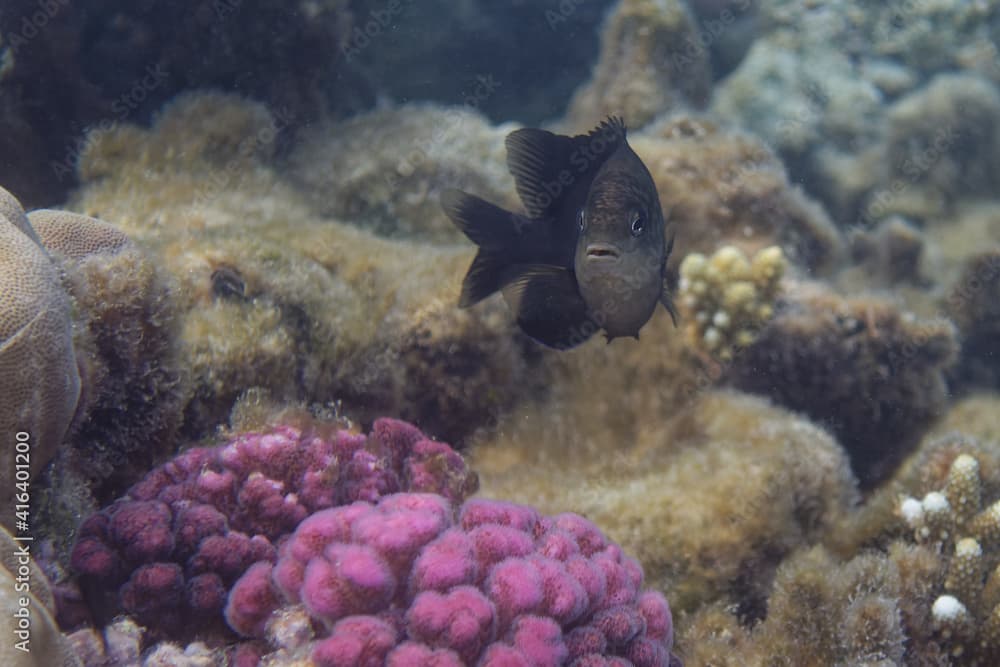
[441,189,526,251]
[459,249,511,308]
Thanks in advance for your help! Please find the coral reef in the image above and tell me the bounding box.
[229,493,677,665]
[69,417,476,638]
[0,525,81,666]
[712,0,1000,223]
[69,93,534,444]
[563,0,711,132]
[629,115,845,275]
[284,104,517,242]
[861,73,1000,222]
[471,390,859,617]
[0,188,80,531]
[677,245,785,360]
[727,282,959,485]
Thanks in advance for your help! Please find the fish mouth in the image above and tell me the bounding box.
[585,244,621,261]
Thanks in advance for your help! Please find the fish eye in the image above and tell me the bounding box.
[577,208,586,231]
[630,211,645,236]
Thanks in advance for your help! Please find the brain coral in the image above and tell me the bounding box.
[0,188,80,531]
[228,493,678,666]
[69,417,477,637]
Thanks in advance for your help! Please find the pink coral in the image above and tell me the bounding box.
[227,493,678,665]
[69,418,476,633]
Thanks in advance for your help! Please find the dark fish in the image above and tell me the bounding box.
[442,117,676,349]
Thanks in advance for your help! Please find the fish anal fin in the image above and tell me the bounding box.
[502,265,598,350]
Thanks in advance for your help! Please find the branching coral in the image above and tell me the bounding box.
[677,245,785,360]
[896,451,1000,663]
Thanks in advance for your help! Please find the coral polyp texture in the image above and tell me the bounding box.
[0,186,80,531]
[229,493,678,666]
[69,417,477,638]
[677,245,785,360]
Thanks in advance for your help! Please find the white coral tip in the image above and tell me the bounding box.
[900,497,923,526]
[932,595,967,622]
[923,491,950,514]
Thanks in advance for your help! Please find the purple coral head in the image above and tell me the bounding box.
[69,417,476,641]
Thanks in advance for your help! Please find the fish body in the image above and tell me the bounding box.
[442,117,675,349]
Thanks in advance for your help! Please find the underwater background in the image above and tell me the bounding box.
[1,0,999,664]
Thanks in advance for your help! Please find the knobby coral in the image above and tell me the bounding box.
[677,245,785,360]
[69,417,476,638]
[228,493,678,666]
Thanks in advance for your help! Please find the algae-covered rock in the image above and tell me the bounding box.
[728,282,959,486]
[563,0,712,132]
[632,115,845,275]
[70,92,532,444]
[285,104,517,242]
[471,390,859,616]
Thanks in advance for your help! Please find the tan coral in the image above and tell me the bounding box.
[0,185,40,245]
[677,245,785,360]
[28,210,132,259]
[0,196,80,531]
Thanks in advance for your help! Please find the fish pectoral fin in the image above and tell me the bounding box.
[660,291,679,327]
[441,189,528,251]
[501,265,598,350]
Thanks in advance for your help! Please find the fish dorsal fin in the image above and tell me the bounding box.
[501,264,598,349]
[505,117,627,220]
